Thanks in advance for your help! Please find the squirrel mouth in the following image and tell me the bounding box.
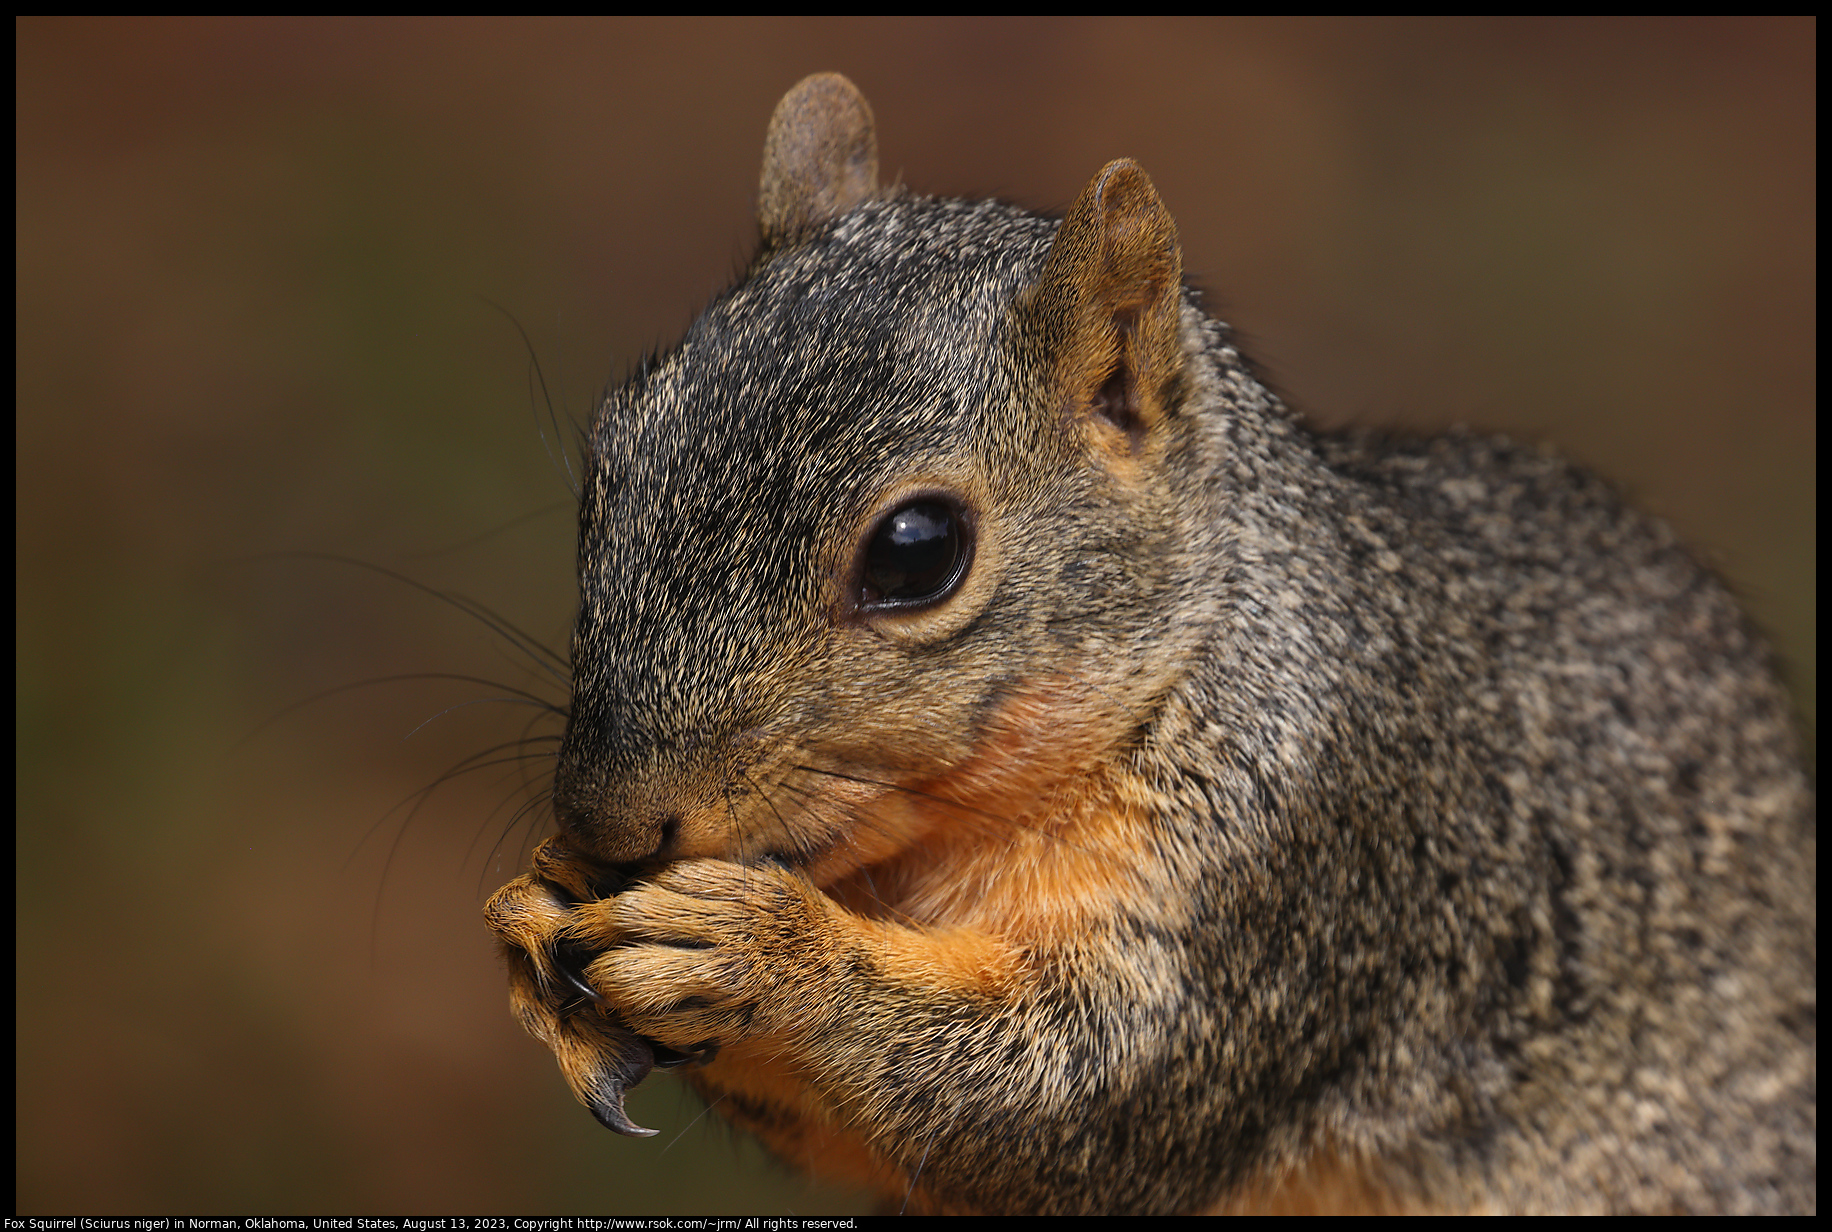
[762,836,835,870]
[756,831,854,883]
[594,836,839,879]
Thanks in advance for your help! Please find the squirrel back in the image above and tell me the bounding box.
[484,73,1814,1214]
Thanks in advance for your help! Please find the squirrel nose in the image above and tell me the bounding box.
[551,787,683,867]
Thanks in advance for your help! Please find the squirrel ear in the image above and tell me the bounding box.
[1024,159,1185,447]
[758,73,879,245]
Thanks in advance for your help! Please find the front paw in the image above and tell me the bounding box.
[570,857,850,1054]
[483,839,658,1136]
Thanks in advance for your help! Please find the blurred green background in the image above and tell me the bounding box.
[16,17,1813,1215]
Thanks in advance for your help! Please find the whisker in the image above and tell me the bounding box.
[901,1131,935,1215]
[238,672,562,751]
[481,297,588,502]
[249,551,570,688]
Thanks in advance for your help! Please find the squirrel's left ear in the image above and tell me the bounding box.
[758,73,879,246]
[1022,159,1185,451]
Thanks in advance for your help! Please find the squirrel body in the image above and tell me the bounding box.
[484,74,1814,1214]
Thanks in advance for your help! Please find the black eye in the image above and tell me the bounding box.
[860,499,969,609]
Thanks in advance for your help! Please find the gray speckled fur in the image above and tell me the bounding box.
[556,171,1813,1212]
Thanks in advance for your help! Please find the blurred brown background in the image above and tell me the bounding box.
[16,17,1813,1215]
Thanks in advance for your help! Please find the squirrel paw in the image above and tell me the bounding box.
[566,856,848,1054]
[485,840,841,1133]
[483,844,662,1137]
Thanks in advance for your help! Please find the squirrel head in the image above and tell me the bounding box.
[553,74,1226,879]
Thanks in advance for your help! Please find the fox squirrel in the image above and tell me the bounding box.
[483,73,1815,1214]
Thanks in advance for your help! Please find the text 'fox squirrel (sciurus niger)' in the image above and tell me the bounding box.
[484,73,1814,1214]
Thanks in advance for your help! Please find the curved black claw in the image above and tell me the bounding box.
[552,936,606,1005]
[541,865,628,1009]
[586,1079,659,1137]
[575,1015,660,1137]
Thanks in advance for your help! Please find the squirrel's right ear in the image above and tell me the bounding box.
[758,73,879,246]
[1021,159,1185,452]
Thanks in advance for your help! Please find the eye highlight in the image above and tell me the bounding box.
[859,499,970,610]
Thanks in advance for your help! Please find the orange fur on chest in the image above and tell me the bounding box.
[687,678,1160,1200]
[836,674,1157,938]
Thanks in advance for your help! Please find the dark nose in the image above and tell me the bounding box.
[550,781,682,868]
